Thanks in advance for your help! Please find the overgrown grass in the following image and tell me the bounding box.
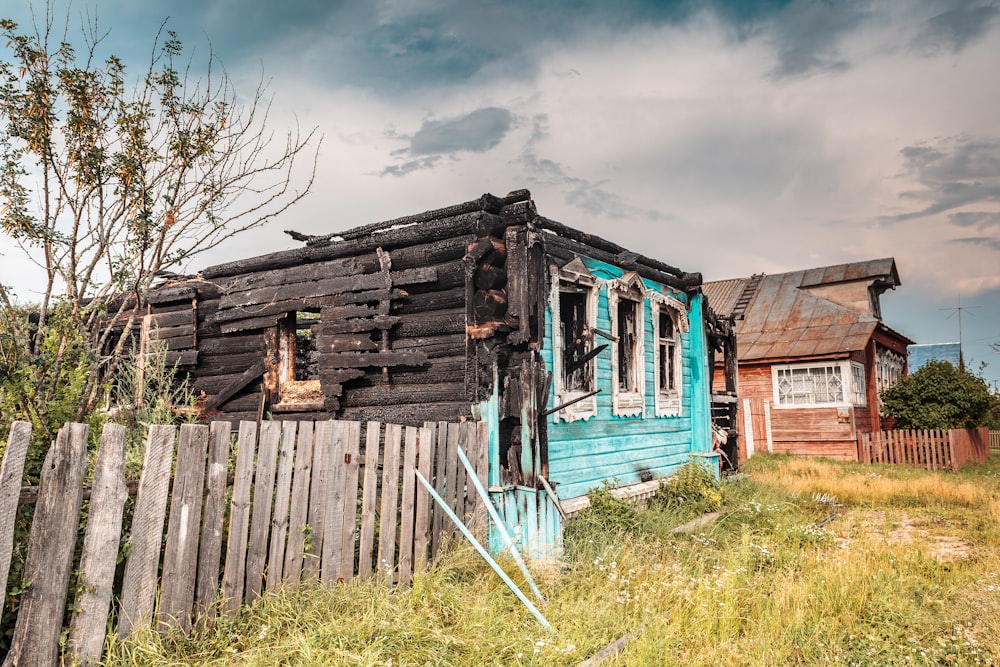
[105,455,1000,666]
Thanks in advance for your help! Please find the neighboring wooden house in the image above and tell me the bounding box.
[704,259,914,461]
[142,189,736,557]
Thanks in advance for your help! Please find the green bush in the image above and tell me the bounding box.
[650,460,722,516]
[881,360,998,429]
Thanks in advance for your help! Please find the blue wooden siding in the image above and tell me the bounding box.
[543,257,713,501]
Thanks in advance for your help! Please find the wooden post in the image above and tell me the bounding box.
[158,424,211,632]
[221,421,258,615]
[196,421,232,618]
[4,423,89,667]
[413,426,434,571]
[283,421,314,583]
[444,423,461,540]
[267,421,298,591]
[246,421,281,602]
[119,425,177,637]
[68,424,128,665]
[0,422,31,620]
[357,422,382,578]
[377,423,403,578]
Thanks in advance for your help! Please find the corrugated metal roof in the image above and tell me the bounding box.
[702,278,746,317]
[704,258,903,362]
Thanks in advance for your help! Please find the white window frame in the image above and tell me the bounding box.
[550,261,599,422]
[875,348,905,395]
[609,273,645,417]
[650,294,689,417]
[851,361,867,407]
[771,360,867,408]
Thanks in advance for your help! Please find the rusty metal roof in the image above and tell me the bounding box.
[701,278,746,317]
[704,258,905,361]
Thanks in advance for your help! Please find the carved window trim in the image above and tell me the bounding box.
[609,273,645,418]
[650,293,688,417]
[550,260,599,422]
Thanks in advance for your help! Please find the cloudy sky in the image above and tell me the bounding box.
[2,0,999,386]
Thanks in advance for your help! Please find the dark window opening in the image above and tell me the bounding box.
[658,311,676,394]
[291,310,321,381]
[617,297,640,392]
[559,287,592,392]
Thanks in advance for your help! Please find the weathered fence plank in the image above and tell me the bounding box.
[304,421,335,577]
[338,420,362,582]
[222,421,258,615]
[357,421,382,578]
[430,420,448,556]
[119,424,177,637]
[413,425,434,571]
[196,421,233,618]
[444,423,461,540]
[397,425,419,586]
[246,420,282,603]
[321,421,350,584]
[378,423,403,577]
[68,424,128,665]
[267,421,298,591]
[0,421,31,620]
[159,424,211,631]
[4,423,89,667]
[283,421,314,582]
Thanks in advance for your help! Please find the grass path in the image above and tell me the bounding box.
[106,454,1000,666]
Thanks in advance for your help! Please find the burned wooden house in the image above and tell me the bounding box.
[145,190,736,556]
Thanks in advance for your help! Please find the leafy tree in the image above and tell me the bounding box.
[880,360,998,429]
[0,10,317,436]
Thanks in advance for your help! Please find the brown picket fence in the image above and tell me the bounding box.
[0,418,487,665]
[991,430,1000,451]
[856,427,991,471]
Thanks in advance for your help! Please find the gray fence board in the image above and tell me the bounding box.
[222,421,258,615]
[267,421,298,591]
[196,421,233,618]
[118,424,177,637]
[283,421,314,582]
[246,421,281,603]
[377,423,403,577]
[158,424,211,631]
[68,424,128,665]
[4,423,89,667]
[0,421,31,620]
[357,421,382,579]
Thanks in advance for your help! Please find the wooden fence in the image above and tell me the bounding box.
[991,430,1000,451]
[0,418,487,665]
[856,427,991,471]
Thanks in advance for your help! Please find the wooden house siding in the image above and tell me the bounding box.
[737,364,859,461]
[540,257,713,501]
[140,190,733,559]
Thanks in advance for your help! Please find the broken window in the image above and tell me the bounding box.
[773,360,866,408]
[560,287,593,392]
[550,260,598,422]
[610,275,645,417]
[273,310,324,410]
[616,297,640,392]
[650,295,688,417]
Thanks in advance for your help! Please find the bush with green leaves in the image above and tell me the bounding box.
[649,460,722,516]
[880,360,998,429]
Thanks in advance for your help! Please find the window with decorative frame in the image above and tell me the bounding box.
[875,348,905,394]
[550,260,599,421]
[609,273,645,417]
[772,360,867,408]
[651,295,689,417]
